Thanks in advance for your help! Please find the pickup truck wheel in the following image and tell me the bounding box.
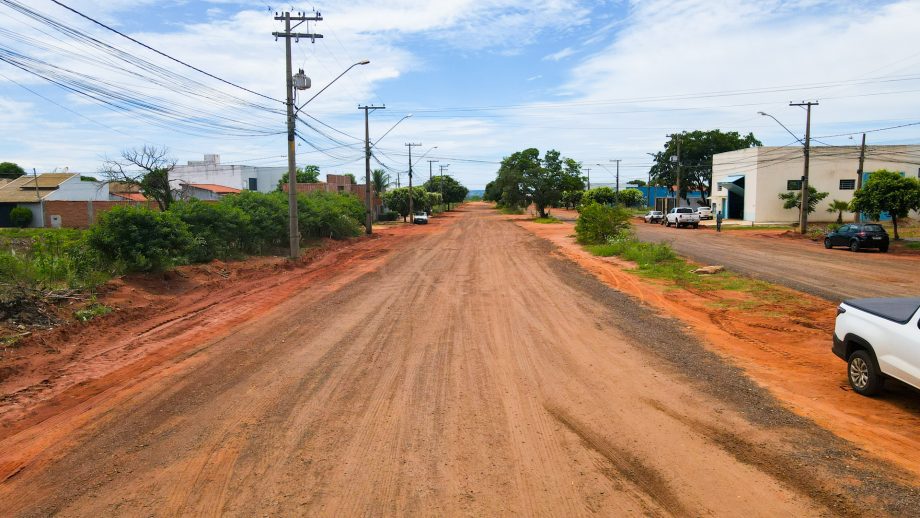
[665,220,671,227]
[692,223,699,229]
[823,238,832,249]
[849,240,860,252]
[879,245,888,253]
[848,350,883,396]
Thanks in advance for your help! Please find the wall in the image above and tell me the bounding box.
[45,177,110,201]
[43,200,159,229]
[170,163,286,194]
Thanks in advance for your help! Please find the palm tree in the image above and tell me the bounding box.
[826,199,851,224]
[372,169,390,194]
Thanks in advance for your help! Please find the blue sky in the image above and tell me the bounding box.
[1,0,919,188]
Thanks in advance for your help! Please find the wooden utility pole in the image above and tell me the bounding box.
[272,11,322,258]
[359,104,384,234]
[584,167,591,190]
[405,142,421,222]
[610,159,621,196]
[790,101,818,234]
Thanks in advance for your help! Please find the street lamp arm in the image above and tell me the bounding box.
[371,114,412,149]
[413,146,438,167]
[758,111,803,144]
[295,60,369,114]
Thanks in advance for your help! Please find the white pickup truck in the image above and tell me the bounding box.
[833,298,920,396]
[665,207,700,228]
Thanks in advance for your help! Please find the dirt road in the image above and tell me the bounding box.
[632,223,919,301]
[1,205,916,516]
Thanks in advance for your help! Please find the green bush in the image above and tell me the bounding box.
[575,203,631,244]
[10,207,32,228]
[169,200,250,262]
[220,191,288,253]
[379,210,399,222]
[0,230,109,289]
[581,187,617,208]
[87,206,194,272]
[296,191,363,240]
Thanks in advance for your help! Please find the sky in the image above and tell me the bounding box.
[1,0,919,188]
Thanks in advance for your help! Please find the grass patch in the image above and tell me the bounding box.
[721,225,794,231]
[74,302,112,322]
[532,216,561,224]
[902,241,920,250]
[583,236,807,311]
[499,206,524,215]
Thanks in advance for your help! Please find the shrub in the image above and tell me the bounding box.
[169,200,250,262]
[379,210,399,222]
[581,187,617,208]
[575,203,631,244]
[296,191,363,239]
[220,191,288,253]
[87,206,194,272]
[10,207,32,228]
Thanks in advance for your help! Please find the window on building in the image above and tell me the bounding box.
[839,179,855,190]
[786,179,802,190]
[248,178,258,191]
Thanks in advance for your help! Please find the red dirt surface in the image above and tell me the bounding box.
[517,215,920,481]
[0,205,917,515]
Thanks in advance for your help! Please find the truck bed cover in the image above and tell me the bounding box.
[843,297,920,324]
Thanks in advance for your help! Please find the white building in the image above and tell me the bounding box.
[710,145,920,223]
[170,154,286,194]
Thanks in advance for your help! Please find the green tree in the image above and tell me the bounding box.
[616,188,645,207]
[850,170,920,240]
[626,179,647,187]
[778,185,829,223]
[423,175,469,210]
[371,169,390,194]
[220,191,288,253]
[276,165,321,190]
[826,199,851,224]
[581,187,617,207]
[0,162,26,179]
[649,130,761,205]
[10,206,32,227]
[491,149,538,209]
[101,146,177,210]
[561,190,583,209]
[381,187,428,221]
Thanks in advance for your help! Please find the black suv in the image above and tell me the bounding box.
[824,223,889,252]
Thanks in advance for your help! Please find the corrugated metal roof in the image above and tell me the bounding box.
[0,173,76,202]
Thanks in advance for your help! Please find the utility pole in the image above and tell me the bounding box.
[610,159,621,196]
[584,167,591,190]
[273,10,322,259]
[790,101,818,234]
[406,142,421,221]
[440,164,449,209]
[428,159,439,182]
[855,133,866,222]
[359,104,385,234]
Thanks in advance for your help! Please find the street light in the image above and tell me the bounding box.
[414,146,438,167]
[757,111,802,143]
[371,114,412,149]
[296,60,369,113]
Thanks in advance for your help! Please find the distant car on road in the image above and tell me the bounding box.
[643,210,664,223]
[695,207,713,220]
[413,212,429,224]
[665,207,700,228]
[833,297,920,396]
[824,223,889,252]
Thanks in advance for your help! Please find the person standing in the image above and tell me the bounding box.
[716,210,723,232]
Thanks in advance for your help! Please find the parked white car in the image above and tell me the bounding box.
[665,207,700,228]
[833,298,920,396]
[695,207,713,220]
[413,212,429,224]
[643,210,664,223]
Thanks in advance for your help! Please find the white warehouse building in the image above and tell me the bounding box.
[170,154,286,194]
[710,145,920,223]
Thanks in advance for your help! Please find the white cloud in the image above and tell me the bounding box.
[543,47,575,61]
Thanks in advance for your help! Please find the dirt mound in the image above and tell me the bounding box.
[0,286,63,332]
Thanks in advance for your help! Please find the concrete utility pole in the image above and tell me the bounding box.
[440,164,449,209]
[855,133,866,222]
[405,142,421,221]
[610,159,621,195]
[273,10,322,259]
[360,104,385,234]
[584,167,591,190]
[428,159,439,182]
[790,101,818,234]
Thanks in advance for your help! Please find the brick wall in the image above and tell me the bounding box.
[43,200,159,229]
